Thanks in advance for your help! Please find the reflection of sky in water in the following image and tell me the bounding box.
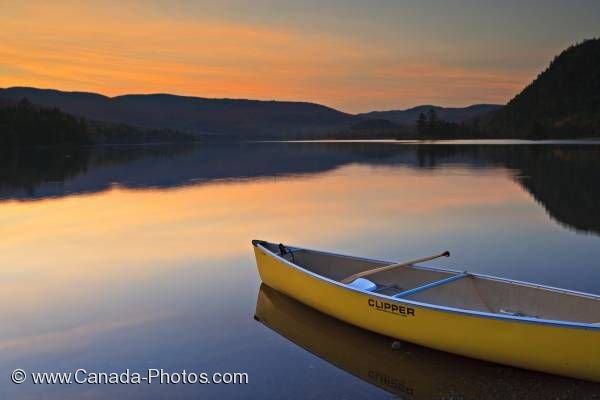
[1,145,600,398]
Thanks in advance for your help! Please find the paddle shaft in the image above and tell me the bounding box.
[340,251,450,284]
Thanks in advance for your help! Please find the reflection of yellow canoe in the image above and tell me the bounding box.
[252,240,600,382]
[255,284,600,399]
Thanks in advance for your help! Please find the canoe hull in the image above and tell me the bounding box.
[253,245,600,382]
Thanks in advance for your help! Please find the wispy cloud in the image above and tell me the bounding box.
[0,1,539,111]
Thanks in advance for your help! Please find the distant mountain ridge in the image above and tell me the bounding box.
[0,87,497,138]
[0,87,354,137]
[3,39,600,139]
[357,104,501,125]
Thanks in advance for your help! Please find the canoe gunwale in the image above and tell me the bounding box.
[255,241,600,330]
[285,244,600,301]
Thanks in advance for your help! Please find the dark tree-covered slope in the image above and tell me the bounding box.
[0,98,195,147]
[0,99,90,148]
[489,38,600,138]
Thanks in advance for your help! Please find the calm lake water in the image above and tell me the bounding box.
[1,141,600,398]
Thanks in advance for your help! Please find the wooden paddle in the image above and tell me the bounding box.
[340,251,450,284]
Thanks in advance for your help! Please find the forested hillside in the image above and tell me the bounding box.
[488,39,600,138]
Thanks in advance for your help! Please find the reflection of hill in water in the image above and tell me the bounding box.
[255,284,600,399]
[0,147,92,197]
[410,144,600,235]
[510,148,600,234]
[1,142,599,235]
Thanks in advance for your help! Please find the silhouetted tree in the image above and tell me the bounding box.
[427,108,438,132]
[416,112,427,136]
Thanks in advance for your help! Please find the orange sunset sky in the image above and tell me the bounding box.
[1,0,599,112]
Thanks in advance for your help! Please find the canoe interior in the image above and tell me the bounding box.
[262,243,600,324]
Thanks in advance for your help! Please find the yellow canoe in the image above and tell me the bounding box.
[255,284,600,398]
[252,240,600,382]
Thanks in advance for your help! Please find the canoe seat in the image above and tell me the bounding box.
[499,309,539,319]
[348,278,377,292]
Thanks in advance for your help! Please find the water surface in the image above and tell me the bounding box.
[1,141,599,398]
